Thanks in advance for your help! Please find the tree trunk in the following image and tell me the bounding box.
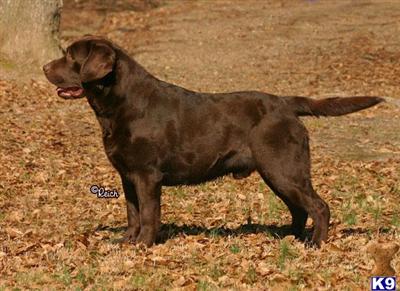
[0,0,63,77]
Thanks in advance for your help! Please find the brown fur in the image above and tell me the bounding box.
[43,36,384,247]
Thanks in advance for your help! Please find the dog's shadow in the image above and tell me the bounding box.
[96,223,314,244]
[95,223,384,245]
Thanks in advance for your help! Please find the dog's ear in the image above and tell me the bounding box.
[80,42,116,83]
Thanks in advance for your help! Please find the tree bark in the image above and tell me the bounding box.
[0,0,63,77]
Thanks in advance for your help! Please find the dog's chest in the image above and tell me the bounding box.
[101,127,120,166]
[97,117,128,170]
[100,121,160,173]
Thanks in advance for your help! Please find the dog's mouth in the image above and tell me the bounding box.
[56,87,84,99]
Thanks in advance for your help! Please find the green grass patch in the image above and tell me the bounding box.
[197,280,213,291]
[0,54,16,70]
[277,240,298,270]
[53,266,73,286]
[229,244,240,254]
[245,265,257,284]
[130,274,146,289]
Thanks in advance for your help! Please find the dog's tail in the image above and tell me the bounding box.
[285,96,385,117]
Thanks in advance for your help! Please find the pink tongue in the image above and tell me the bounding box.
[56,88,68,95]
[56,87,83,97]
[71,88,84,96]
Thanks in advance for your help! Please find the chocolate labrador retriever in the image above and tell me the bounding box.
[43,36,384,247]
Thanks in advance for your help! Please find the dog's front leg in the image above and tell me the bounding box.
[116,176,141,244]
[129,170,162,247]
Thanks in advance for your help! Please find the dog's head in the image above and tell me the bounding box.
[43,36,116,99]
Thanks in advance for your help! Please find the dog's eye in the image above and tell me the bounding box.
[72,61,81,72]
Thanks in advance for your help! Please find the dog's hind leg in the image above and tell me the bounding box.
[249,117,330,247]
[277,194,308,240]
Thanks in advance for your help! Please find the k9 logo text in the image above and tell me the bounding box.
[371,277,396,291]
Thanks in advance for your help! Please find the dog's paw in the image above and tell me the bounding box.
[304,238,321,249]
[135,232,156,247]
[114,227,140,244]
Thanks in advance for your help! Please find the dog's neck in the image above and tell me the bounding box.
[86,50,152,112]
[86,49,159,138]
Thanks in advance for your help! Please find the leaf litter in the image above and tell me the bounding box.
[1,0,400,290]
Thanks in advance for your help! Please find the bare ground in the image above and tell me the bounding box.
[1,0,399,290]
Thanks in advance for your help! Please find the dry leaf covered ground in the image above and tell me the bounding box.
[1,0,400,290]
